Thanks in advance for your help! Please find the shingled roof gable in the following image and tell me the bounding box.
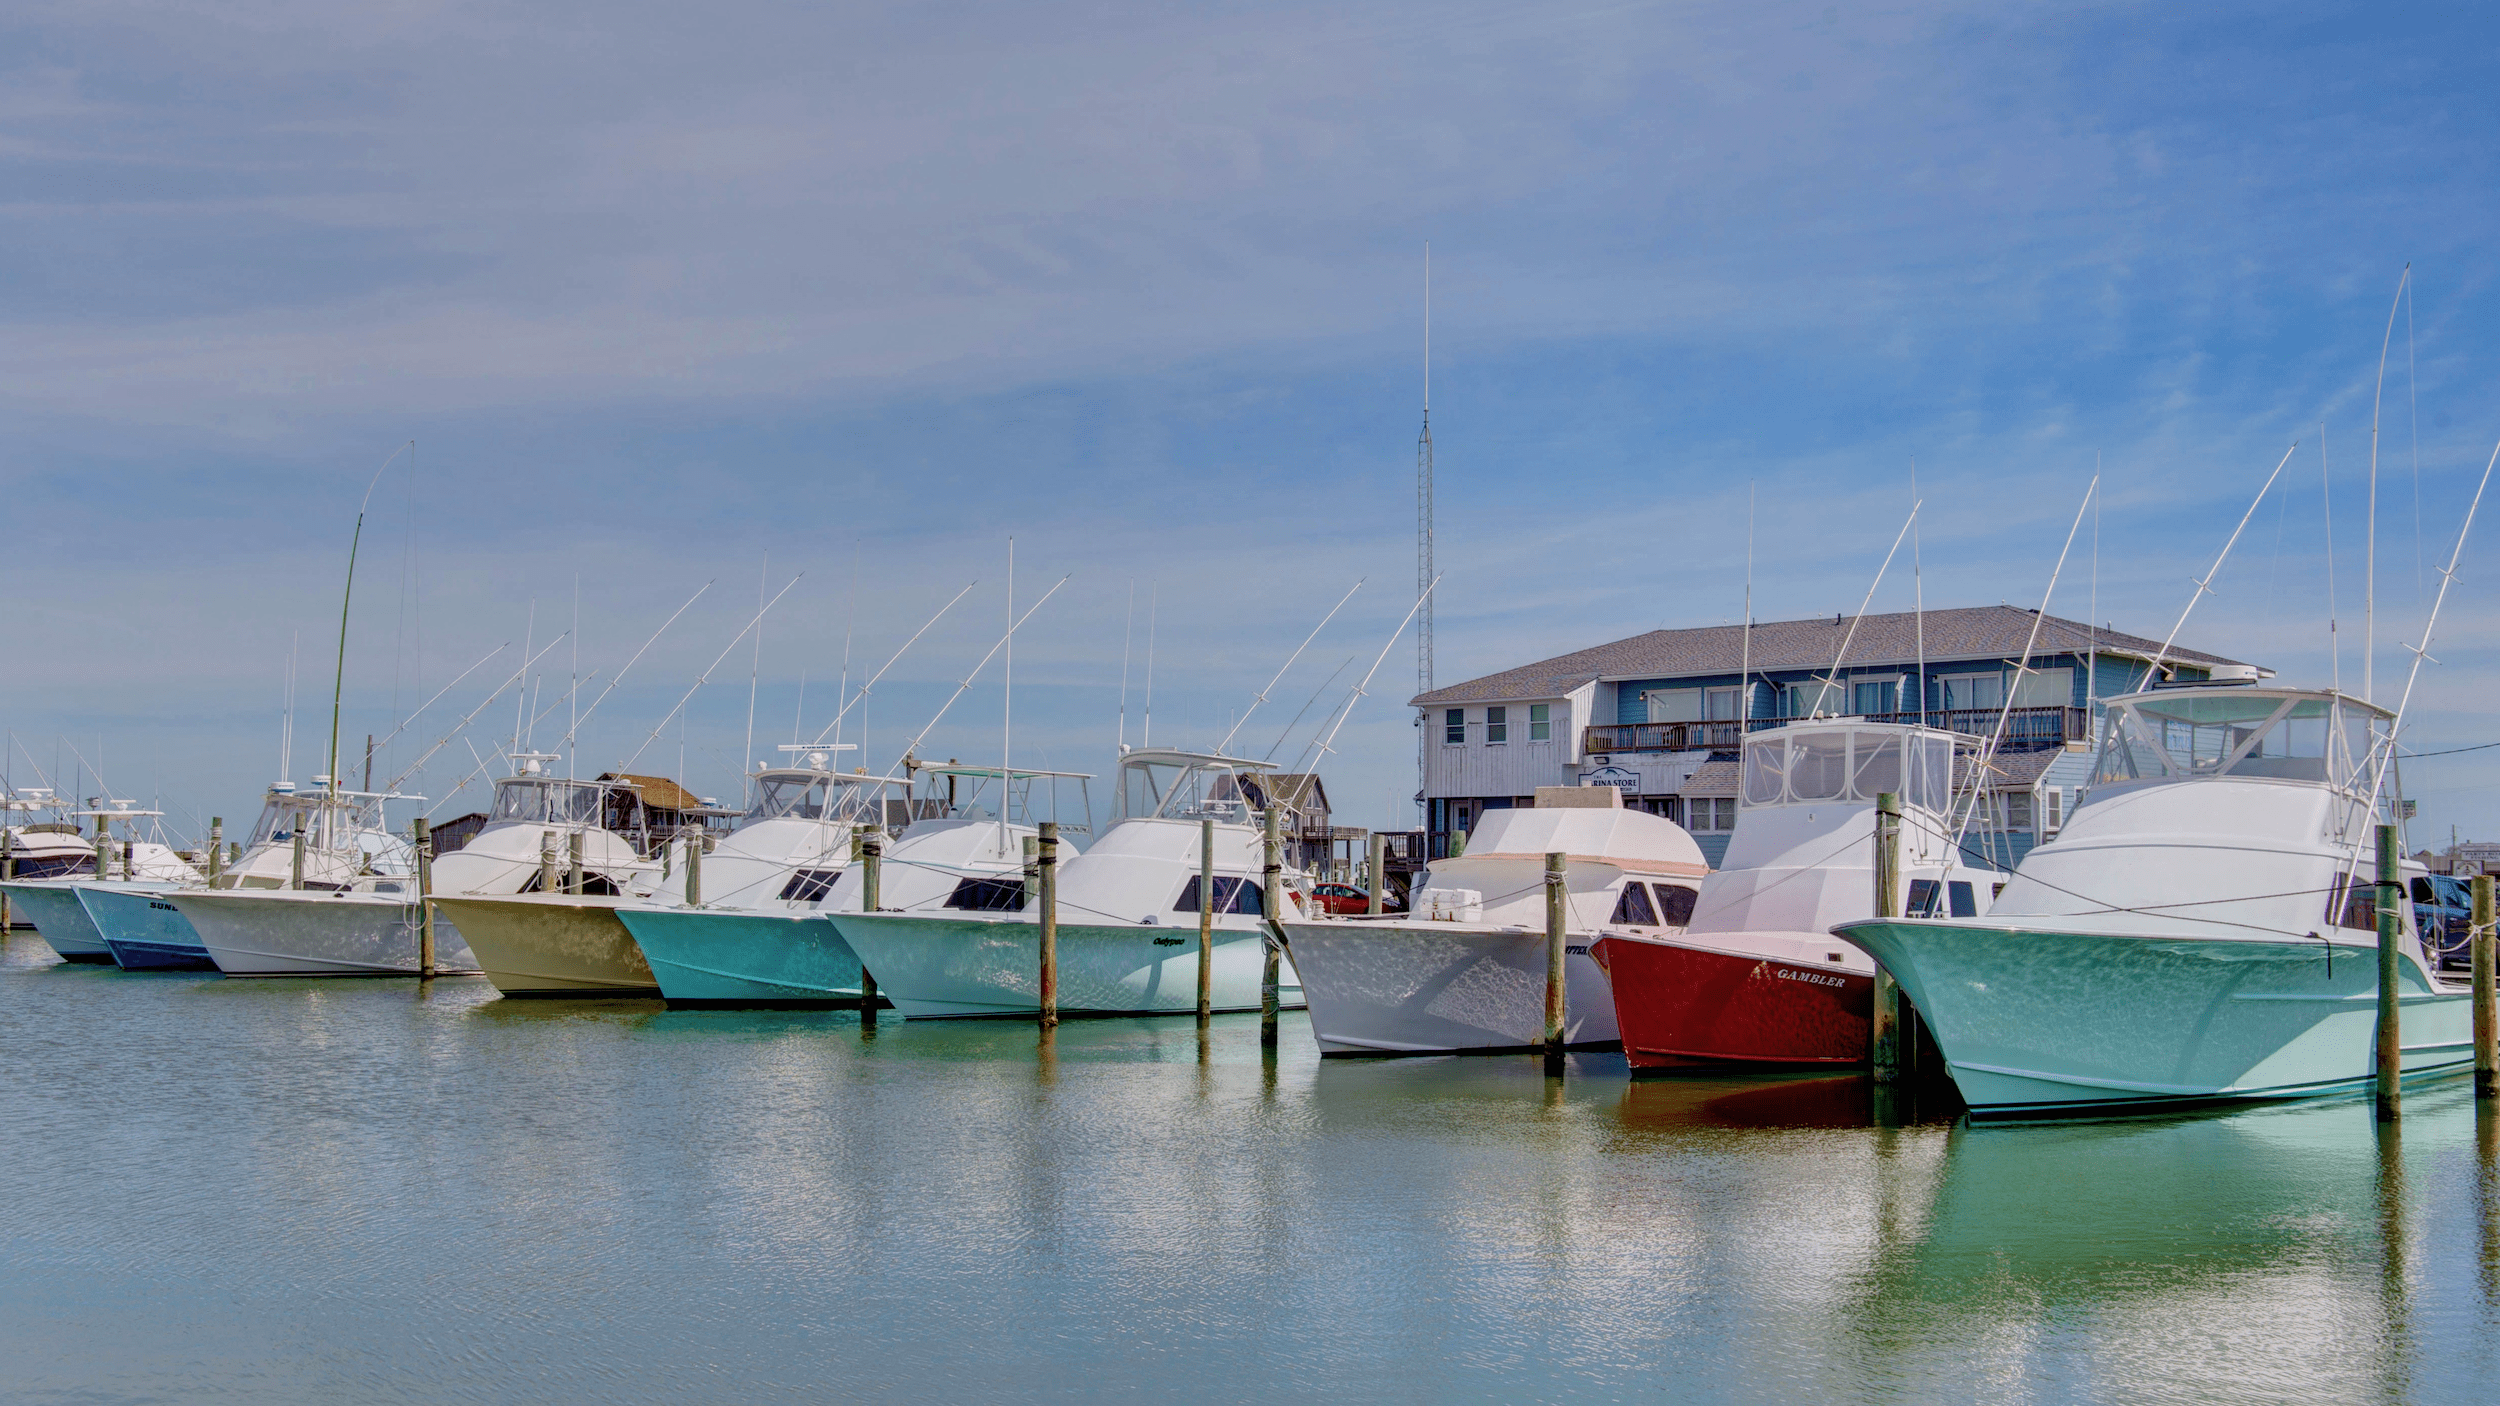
[1411,605,2248,707]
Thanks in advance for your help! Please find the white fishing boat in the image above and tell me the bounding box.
[829,748,1308,1019]
[426,762,672,995]
[1835,685,2474,1117]
[166,782,456,976]
[1280,785,1708,1054]
[0,800,202,963]
[1593,719,2001,1070]
[621,758,1081,1006]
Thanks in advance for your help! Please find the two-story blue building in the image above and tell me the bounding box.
[1410,605,2259,867]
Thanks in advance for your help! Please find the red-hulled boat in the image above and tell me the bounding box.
[1593,718,2002,1071]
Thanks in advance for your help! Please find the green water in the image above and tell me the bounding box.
[5,931,2496,1404]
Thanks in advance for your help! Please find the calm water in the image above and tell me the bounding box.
[6,932,2499,1405]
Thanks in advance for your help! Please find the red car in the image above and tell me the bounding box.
[1306,882,1385,916]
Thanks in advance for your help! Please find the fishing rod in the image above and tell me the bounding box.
[359,642,507,766]
[805,580,980,747]
[1948,477,2097,849]
[1217,578,1363,754]
[324,442,415,804]
[1809,502,1921,717]
[390,634,570,795]
[565,579,716,749]
[1291,578,1440,776]
[2135,441,2299,692]
[889,577,1072,772]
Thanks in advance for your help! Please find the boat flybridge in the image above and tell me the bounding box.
[164,780,456,975]
[827,747,1306,1019]
[1593,718,2002,1070]
[1836,684,2470,1117]
[622,754,1089,1006]
[2,788,100,883]
[0,799,203,963]
[1280,783,1709,1055]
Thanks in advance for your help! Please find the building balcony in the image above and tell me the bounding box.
[1582,705,2090,755]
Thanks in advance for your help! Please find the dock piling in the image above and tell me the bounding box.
[1197,818,1215,1025]
[1367,832,1385,916]
[859,826,882,1021]
[2376,823,2403,1122]
[413,817,436,978]
[289,830,305,890]
[2,827,13,932]
[685,829,702,907]
[2475,873,2495,1099]
[1543,851,1567,1075]
[1037,821,1059,1029]
[1261,806,1282,1048]
[206,818,222,884]
[538,830,559,895]
[1870,792,1903,1084]
[566,831,585,896]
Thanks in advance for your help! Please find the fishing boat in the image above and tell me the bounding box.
[1280,784,1707,1054]
[0,801,203,963]
[620,758,1081,1007]
[426,761,673,995]
[829,749,1307,1019]
[163,782,453,975]
[1835,684,2475,1117]
[1591,719,2000,1070]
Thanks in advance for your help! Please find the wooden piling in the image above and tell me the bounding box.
[123,839,134,881]
[1197,818,1215,1024]
[1544,851,1567,1075]
[859,826,882,1021]
[2475,873,2495,1099]
[1261,805,1282,1048]
[684,830,702,907]
[566,831,585,896]
[1870,791,1903,1084]
[2,827,14,932]
[290,830,306,890]
[2376,823,2403,1122]
[1037,821,1059,1029]
[413,816,436,978]
[539,830,559,894]
[207,818,223,884]
[1367,832,1385,916]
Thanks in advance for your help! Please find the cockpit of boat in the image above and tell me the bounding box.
[487,775,626,828]
[740,770,884,825]
[2089,689,2390,795]
[1740,723,1961,812]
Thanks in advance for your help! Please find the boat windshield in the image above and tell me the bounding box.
[1118,758,1270,825]
[1741,728,1953,811]
[488,777,611,827]
[743,772,875,824]
[2093,693,2379,791]
[248,797,315,849]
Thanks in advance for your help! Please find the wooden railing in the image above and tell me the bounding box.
[1582,706,2089,754]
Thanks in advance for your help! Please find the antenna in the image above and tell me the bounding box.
[1811,504,1921,717]
[833,549,858,755]
[2136,442,2298,692]
[744,555,766,776]
[1741,481,1754,725]
[1001,537,1014,852]
[1116,579,1136,753]
[2323,427,2341,696]
[327,442,414,804]
[616,576,801,772]
[569,576,579,782]
[280,633,299,786]
[1417,244,1435,703]
[1142,583,1157,750]
[1910,462,1925,727]
[513,601,534,758]
[2087,454,2101,711]
[1952,478,2096,846]
[2366,264,2409,702]
[1219,579,1362,753]
[890,577,1072,772]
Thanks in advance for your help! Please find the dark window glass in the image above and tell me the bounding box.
[1905,878,1942,918]
[1174,875,1263,915]
[1610,883,1658,926]
[1445,709,1465,745]
[780,868,841,902]
[1653,883,1698,926]
[944,876,1028,911]
[2330,874,2378,932]
[1947,881,1977,918]
[1486,707,1508,744]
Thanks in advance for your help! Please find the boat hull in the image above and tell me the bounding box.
[1836,918,2476,1118]
[0,882,112,961]
[1278,919,1619,1054]
[78,885,214,971]
[828,912,1301,1019]
[173,889,481,976]
[1591,933,1870,1070]
[616,906,868,1006]
[432,894,654,996]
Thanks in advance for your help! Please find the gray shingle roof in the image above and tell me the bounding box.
[1411,606,2248,707]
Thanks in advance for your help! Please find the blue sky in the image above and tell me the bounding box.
[5,0,2500,843]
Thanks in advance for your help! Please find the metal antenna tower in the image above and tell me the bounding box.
[1417,245,1435,698]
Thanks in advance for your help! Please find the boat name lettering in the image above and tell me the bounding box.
[1773,966,1847,989]
[1150,936,1187,946]
[1565,945,1589,956]
[151,901,179,911]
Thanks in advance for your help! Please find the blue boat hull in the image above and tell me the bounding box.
[79,885,215,970]
[0,881,113,961]
[616,906,868,1006]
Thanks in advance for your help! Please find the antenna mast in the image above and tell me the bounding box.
[1417,244,1435,702]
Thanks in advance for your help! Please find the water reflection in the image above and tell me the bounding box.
[6,952,2498,1403]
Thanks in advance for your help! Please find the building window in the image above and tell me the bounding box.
[1783,680,1837,718]
[2006,793,2034,831]
[2044,788,2063,833]
[1644,688,1703,723]
[1937,673,2005,711]
[1703,687,1741,722]
[1683,797,1736,831]
[1852,680,1897,716]
[1486,706,1508,744]
[1528,703,1552,741]
[1445,708,1465,744]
